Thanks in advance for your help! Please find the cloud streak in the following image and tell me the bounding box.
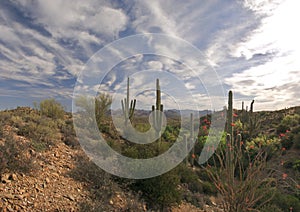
[0,0,299,111]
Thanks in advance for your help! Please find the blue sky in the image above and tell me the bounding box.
[0,0,299,111]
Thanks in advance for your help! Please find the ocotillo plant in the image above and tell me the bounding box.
[121,77,136,126]
[152,79,164,145]
[204,91,276,211]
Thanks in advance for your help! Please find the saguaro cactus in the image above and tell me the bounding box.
[152,79,164,145]
[250,100,254,113]
[227,90,233,140]
[121,77,136,126]
[226,90,235,184]
[190,113,195,167]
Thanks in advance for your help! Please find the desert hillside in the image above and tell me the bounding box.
[0,100,299,211]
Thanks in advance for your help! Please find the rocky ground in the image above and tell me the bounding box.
[0,126,221,212]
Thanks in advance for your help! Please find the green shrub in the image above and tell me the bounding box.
[0,111,12,125]
[60,119,79,147]
[39,99,65,119]
[196,169,211,182]
[201,181,217,195]
[0,123,3,138]
[260,204,283,212]
[281,135,294,150]
[178,164,198,184]
[188,180,203,193]
[18,116,60,151]
[293,133,300,149]
[0,133,35,174]
[185,193,205,208]
[134,169,182,210]
[270,192,300,211]
[283,160,294,169]
[292,159,300,172]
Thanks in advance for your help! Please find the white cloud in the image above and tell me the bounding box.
[1,0,299,111]
[0,1,130,102]
[20,0,128,40]
[147,60,163,70]
[225,0,300,110]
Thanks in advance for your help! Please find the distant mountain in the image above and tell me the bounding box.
[109,108,212,119]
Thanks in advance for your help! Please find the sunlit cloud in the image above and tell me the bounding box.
[225,0,300,110]
[0,0,299,111]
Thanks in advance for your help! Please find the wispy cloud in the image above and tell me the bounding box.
[0,0,129,107]
[0,0,299,111]
[225,0,300,110]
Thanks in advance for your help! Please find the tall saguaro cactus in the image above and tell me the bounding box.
[152,79,164,145]
[121,77,136,126]
[226,91,234,184]
[227,90,233,140]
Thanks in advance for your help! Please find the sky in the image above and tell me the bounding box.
[0,0,300,111]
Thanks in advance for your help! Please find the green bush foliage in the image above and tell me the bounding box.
[0,133,35,174]
[60,119,79,147]
[39,99,65,119]
[17,113,60,151]
[292,159,300,172]
[260,204,283,212]
[134,169,182,210]
[201,181,217,195]
[269,192,300,211]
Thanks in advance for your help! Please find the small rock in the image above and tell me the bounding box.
[19,189,26,194]
[4,194,15,199]
[48,165,56,171]
[52,173,59,178]
[1,179,11,184]
[10,173,17,181]
[15,194,23,200]
[45,178,50,183]
[29,149,36,156]
[209,196,217,206]
[63,195,75,201]
[1,173,10,183]
[6,206,14,212]
[109,200,114,205]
